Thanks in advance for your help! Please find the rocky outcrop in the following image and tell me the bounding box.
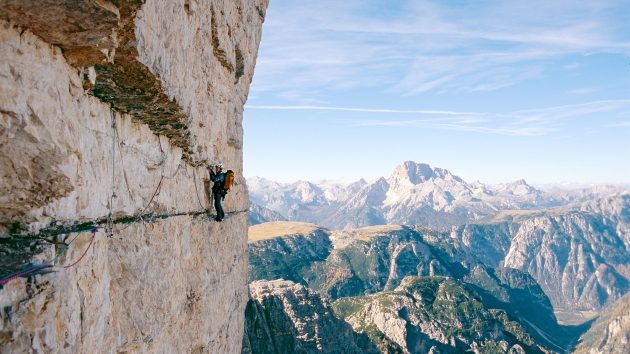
[0,0,267,352]
[574,292,630,354]
[333,276,545,353]
[242,280,378,354]
[310,225,453,298]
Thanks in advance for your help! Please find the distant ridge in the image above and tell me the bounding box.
[249,161,627,229]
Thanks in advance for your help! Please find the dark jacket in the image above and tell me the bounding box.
[209,169,226,194]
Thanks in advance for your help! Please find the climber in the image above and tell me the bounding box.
[208,162,226,221]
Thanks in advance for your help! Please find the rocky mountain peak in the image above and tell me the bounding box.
[391,161,438,185]
[492,179,540,197]
[388,161,465,191]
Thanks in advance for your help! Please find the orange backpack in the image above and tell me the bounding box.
[224,170,235,192]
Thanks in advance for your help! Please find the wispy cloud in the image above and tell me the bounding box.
[248,100,630,137]
[245,105,484,116]
[251,0,630,100]
[569,88,597,95]
[608,121,630,127]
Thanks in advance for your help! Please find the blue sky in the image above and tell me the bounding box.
[243,0,630,185]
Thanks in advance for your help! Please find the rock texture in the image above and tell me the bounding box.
[242,279,378,354]
[0,0,267,352]
[574,292,630,354]
[1,214,249,353]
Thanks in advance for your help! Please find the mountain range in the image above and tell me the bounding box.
[248,161,626,230]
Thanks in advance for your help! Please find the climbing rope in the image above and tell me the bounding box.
[63,231,96,269]
[192,167,207,210]
[0,229,98,286]
[0,265,53,286]
[106,110,117,238]
[114,135,169,233]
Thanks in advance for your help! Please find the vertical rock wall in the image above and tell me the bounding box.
[0,0,267,352]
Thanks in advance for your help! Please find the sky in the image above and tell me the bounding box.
[243,0,630,185]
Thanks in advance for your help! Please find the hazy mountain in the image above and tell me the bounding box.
[421,194,630,317]
[249,203,287,225]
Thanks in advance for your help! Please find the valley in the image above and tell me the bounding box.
[245,161,629,353]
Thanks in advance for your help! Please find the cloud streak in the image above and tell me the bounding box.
[245,105,484,116]
[248,100,630,137]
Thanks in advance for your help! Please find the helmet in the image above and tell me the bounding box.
[215,162,223,169]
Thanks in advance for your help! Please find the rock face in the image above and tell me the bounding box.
[423,194,630,315]
[503,213,629,312]
[574,292,630,354]
[0,0,267,352]
[242,280,378,354]
[1,215,249,353]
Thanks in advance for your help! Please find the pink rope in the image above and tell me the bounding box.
[63,232,96,269]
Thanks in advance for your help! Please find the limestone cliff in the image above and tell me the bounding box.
[0,0,267,352]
